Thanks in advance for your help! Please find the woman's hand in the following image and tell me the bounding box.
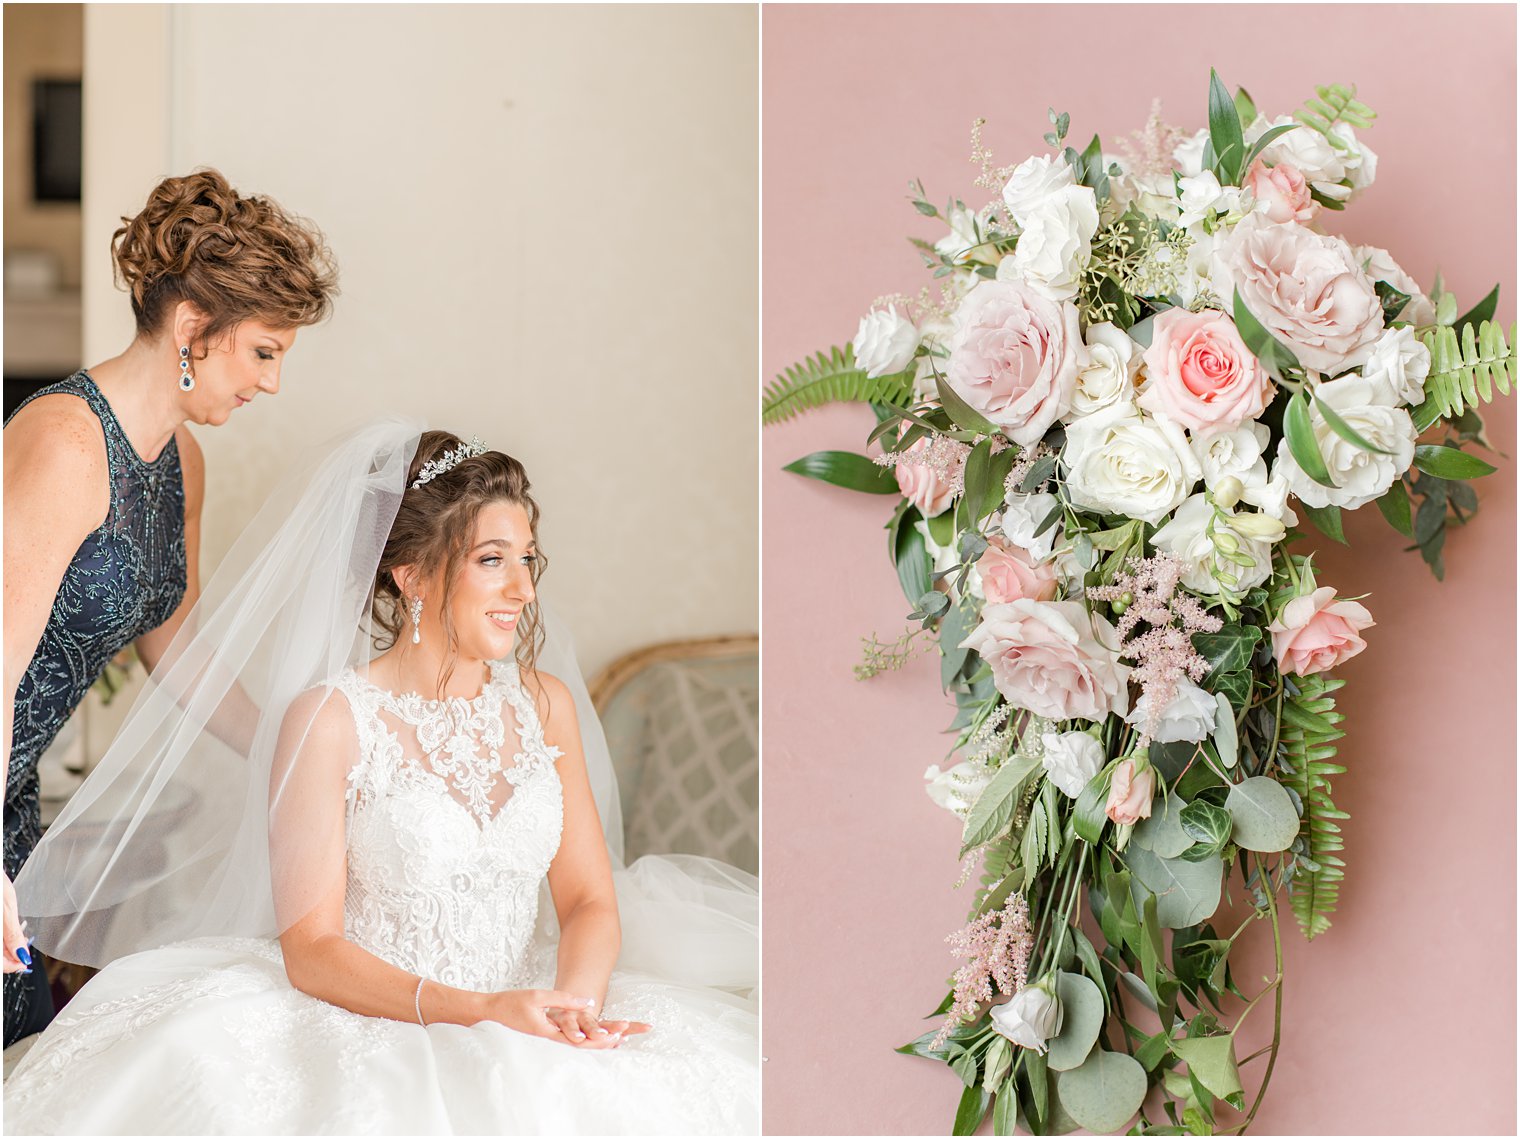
[478,988,603,1042]
[3,871,30,974]
[544,1005,653,1048]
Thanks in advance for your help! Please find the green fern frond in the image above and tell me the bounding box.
[1279,674,1348,941]
[761,345,915,426]
[1292,83,1376,149]
[1411,320,1517,432]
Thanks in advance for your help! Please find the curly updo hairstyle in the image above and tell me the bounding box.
[372,431,548,696]
[111,168,338,353]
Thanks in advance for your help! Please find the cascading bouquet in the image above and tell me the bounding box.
[762,74,1514,1136]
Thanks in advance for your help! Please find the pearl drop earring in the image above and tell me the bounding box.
[410,596,423,645]
[178,345,195,392]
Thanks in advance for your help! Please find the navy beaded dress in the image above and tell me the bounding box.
[3,372,187,1045]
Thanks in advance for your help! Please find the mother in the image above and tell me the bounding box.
[1,169,337,1045]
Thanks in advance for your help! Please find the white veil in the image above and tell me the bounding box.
[16,419,756,995]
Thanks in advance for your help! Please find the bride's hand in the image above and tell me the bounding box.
[544,1005,653,1048]
[479,989,598,1041]
[2,872,29,974]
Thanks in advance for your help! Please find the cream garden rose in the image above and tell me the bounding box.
[1225,213,1385,374]
[945,279,1086,445]
[1001,185,1100,303]
[1062,403,1201,524]
[961,599,1130,722]
[1274,375,1417,509]
[1358,325,1431,407]
[1069,322,1141,418]
[853,307,919,378]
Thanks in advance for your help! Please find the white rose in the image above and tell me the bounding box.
[1151,494,1274,595]
[1000,492,1061,562]
[1108,169,1180,223]
[936,204,984,265]
[1124,676,1218,744]
[1173,227,1235,311]
[1358,325,1431,407]
[1001,154,1077,225]
[1175,171,1245,229]
[1069,322,1141,418]
[924,760,995,818]
[1192,423,1270,489]
[1352,245,1437,327]
[1040,731,1104,797]
[1173,128,1209,178]
[1328,124,1377,201]
[1002,185,1100,303]
[1062,403,1202,524]
[989,979,1064,1053]
[854,308,919,378]
[1274,375,1417,509]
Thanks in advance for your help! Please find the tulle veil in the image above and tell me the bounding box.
[15,418,756,996]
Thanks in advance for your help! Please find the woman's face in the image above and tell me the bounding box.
[179,321,297,427]
[432,499,538,664]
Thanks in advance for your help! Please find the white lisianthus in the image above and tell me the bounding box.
[1192,423,1271,490]
[924,760,995,818]
[1173,227,1235,311]
[1124,676,1218,744]
[936,204,986,265]
[1238,468,1298,528]
[1001,185,1100,303]
[1358,325,1431,407]
[1062,403,1202,524]
[1069,322,1141,418]
[1352,245,1437,327]
[990,977,1064,1053]
[1173,128,1209,178]
[999,492,1062,562]
[1107,169,1180,223]
[1151,494,1275,595]
[853,308,919,378]
[1001,154,1077,225]
[1275,376,1418,509]
[1040,731,1104,797]
[1252,115,1361,202]
[1175,171,1245,229]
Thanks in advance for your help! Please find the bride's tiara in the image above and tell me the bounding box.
[410,436,489,489]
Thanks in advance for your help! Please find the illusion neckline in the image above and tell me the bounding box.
[351,658,518,709]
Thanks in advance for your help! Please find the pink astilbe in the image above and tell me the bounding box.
[1119,99,1187,180]
[873,433,971,497]
[1088,552,1222,744]
[931,892,1033,1049]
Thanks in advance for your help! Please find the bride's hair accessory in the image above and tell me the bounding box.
[178,345,195,392]
[410,436,488,489]
[410,595,423,644]
[414,976,428,1026]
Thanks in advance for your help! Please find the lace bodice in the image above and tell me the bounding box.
[333,659,564,992]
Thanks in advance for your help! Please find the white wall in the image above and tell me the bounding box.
[83,3,758,676]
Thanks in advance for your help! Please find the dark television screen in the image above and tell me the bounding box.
[33,79,82,203]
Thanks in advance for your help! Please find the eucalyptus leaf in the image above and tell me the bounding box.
[1224,776,1299,852]
[1133,792,1192,858]
[1019,454,1059,492]
[1124,845,1224,928]
[1171,1035,1243,1100]
[1211,693,1238,769]
[1056,1048,1148,1134]
[1046,971,1104,1072]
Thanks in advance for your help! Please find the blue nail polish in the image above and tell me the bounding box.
[16,945,32,968]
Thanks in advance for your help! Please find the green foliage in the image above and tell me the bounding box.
[1411,321,1517,432]
[1292,83,1376,148]
[782,450,900,494]
[761,344,914,425]
[1278,674,1349,939]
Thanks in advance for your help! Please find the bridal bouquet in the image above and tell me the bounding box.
[763,74,1513,1135]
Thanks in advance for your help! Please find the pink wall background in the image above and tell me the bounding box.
[761,6,1516,1134]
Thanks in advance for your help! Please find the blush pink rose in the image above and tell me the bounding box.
[894,434,958,517]
[976,537,1059,604]
[1105,759,1155,826]
[946,279,1086,446]
[1244,159,1316,225]
[1267,586,1375,676]
[1138,308,1271,436]
[1224,213,1384,374]
[960,599,1130,722]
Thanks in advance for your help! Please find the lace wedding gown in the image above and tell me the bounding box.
[4,660,759,1135]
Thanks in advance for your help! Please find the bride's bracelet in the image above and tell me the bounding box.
[414,976,428,1027]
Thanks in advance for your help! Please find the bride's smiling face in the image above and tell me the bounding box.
[435,500,538,663]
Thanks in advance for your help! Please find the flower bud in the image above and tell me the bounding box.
[1213,530,1241,555]
[989,975,1064,1053]
[1213,475,1245,510]
[1227,511,1288,543]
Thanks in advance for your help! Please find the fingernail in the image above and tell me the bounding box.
[580,997,595,1008]
[16,945,32,968]
[594,1027,609,1035]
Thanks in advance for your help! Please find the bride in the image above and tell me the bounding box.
[3,424,759,1134]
